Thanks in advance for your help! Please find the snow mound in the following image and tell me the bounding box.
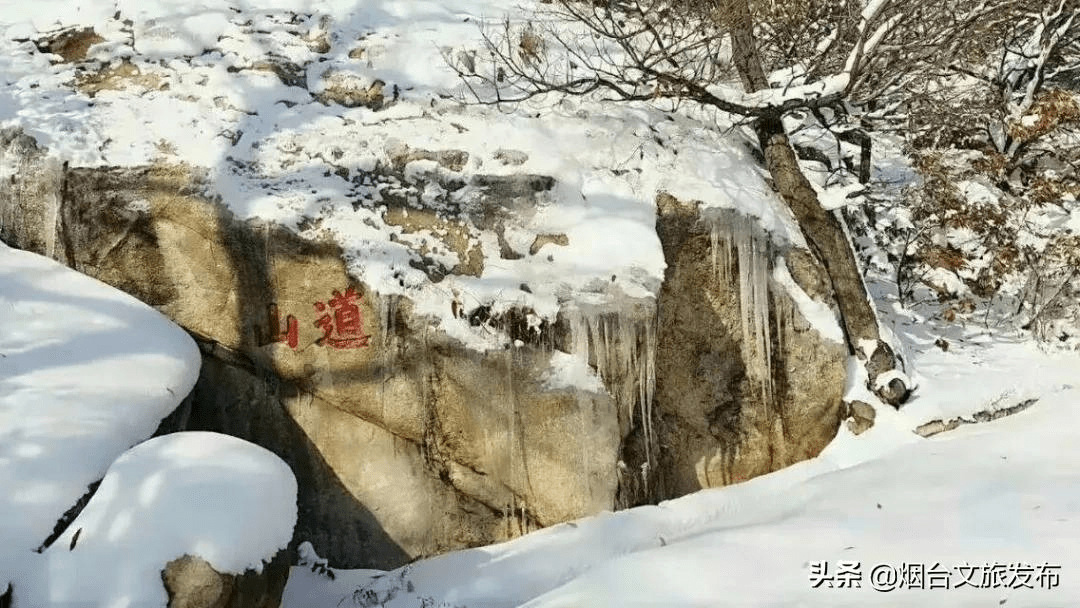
[0,242,200,590]
[23,431,297,608]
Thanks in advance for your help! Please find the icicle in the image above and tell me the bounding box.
[42,157,63,260]
[710,223,719,275]
[586,314,601,381]
[570,309,587,362]
[637,363,648,480]
[565,299,659,502]
[602,316,613,383]
[620,315,637,425]
[644,318,656,472]
[710,212,776,411]
[637,334,646,440]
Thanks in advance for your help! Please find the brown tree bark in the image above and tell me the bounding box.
[726,0,909,405]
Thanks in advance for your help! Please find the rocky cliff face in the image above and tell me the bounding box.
[649,194,846,501]
[1,127,845,569]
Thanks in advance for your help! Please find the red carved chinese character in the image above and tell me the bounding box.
[268,303,298,349]
[313,286,370,349]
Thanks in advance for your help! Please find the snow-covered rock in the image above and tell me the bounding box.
[0,241,200,600]
[19,431,297,608]
[649,194,846,502]
[0,144,627,568]
[0,0,849,571]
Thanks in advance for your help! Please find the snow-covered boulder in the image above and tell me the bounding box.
[0,135,626,569]
[0,130,848,569]
[0,242,200,600]
[20,432,297,608]
[0,0,848,570]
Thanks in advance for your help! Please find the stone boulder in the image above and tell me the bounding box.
[0,129,848,569]
[0,132,619,568]
[845,400,877,436]
[648,193,847,500]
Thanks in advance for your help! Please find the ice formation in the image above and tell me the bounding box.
[554,211,783,496]
[709,210,777,410]
[565,300,658,491]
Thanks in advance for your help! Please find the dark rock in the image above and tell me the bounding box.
[528,233,569,256]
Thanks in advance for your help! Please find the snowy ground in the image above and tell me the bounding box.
[282,324,1080,608]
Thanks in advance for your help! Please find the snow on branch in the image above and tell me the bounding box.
[447,0,886,117]
[1011,3,1078,120]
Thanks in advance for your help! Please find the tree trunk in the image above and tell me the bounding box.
[726,0,909,406]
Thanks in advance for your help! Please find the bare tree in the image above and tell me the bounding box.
[902,1,1079,161]
[448,0,963,404]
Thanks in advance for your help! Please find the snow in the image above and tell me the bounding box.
[892,329,1078,427]
[1,229,290,608]
[19,432,297,608]
[773,256,845,344]
[283,334,1080,608]
[958,179,1000,205]
[3,1,1080,607]
[0,242,201,597]
[540,351,605,394]
[0,0,807,356]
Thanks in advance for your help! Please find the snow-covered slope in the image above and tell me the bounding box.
[282,334,1080,607]
[0,243,200,594]
[0,0,811,352]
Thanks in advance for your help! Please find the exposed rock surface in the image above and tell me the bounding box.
[650,193,847,498]
[1,129,848,569]
[162,552,290,608]
[0,132,617,568]
[845,400,877,436]
[915,398,1037,438]
[163,556,233,608]
[529,233,569,256]
[313,69,387,110]
[34,26,105,63]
